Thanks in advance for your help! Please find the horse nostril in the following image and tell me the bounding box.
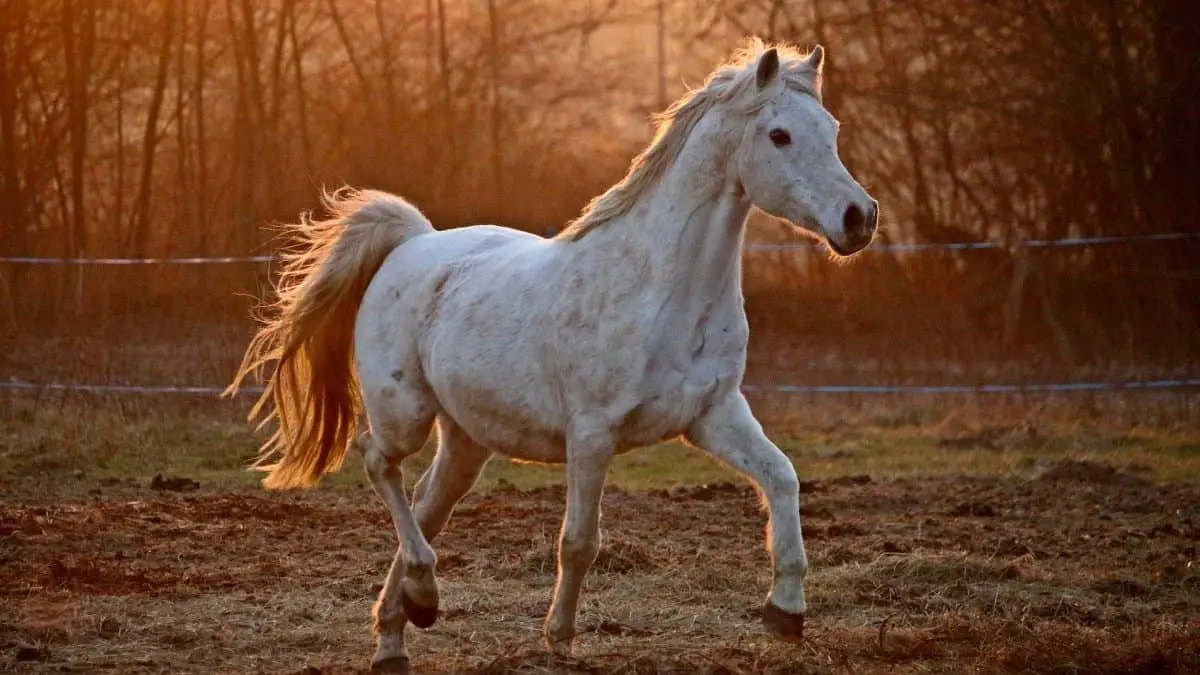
[843,204,866,237]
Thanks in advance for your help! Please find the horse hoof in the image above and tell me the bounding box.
[762,601,805,643]
[370,656,412,674]
[401,588,438,629]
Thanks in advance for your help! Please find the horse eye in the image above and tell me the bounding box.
[768,129,791,147]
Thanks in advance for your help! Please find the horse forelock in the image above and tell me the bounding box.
[557,40,822,242]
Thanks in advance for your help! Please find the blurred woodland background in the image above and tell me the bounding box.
[1,0,1197,388]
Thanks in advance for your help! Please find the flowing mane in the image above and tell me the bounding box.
[556,39,824,242]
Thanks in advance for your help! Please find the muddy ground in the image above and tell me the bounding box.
[2,460,1198,674]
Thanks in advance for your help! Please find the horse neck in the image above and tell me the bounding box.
[584,110,751,304]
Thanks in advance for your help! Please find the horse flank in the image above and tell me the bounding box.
[225,188,434,489]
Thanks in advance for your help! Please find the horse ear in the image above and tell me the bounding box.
[805,45,825,74]
[756,47,780,89]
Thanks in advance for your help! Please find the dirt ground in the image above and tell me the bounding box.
[2,460,1198,674]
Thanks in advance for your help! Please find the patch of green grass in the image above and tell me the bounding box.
[0,406,265,489]
[3,398,1198,496]
[1172,443,1200,457]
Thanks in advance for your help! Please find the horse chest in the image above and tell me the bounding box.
[618,318,748,447]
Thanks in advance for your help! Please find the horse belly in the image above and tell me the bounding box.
[425,338,570,463]
[441,399,568,463]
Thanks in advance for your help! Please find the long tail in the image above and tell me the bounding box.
[225,187,435,490]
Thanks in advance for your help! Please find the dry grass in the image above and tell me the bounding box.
[2,446,1197,673]
[3,389,1198,498]
[2,343,1198,673]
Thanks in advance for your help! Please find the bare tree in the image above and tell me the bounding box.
[487,0,504,199]
[62,0,96,262]
[127,0,178,257]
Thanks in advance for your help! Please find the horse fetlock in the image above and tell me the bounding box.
[401,566,438,601]
[768,572,808,616]
[407,548,438,574]
[371,648,412,675]
[544,615,577,654]
[776,554,810,580]
[372,592,406,634]
[371,630,412,675]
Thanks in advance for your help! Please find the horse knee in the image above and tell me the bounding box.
[773,463,800,498]
[750,451,799,499]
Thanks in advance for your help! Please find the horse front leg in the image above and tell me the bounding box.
[544,425,614,654]
[685,392,808,641]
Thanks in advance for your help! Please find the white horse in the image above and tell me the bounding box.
[228,39,876,672]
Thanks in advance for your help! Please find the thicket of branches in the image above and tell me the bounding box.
[688,0,1200,370]
[1,0,1196,372]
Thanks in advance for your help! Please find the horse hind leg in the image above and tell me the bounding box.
[411,416,491,542]
[364,412,489,673]
[359,379,438,673]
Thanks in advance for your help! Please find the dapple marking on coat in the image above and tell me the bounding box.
[227,39,878,673]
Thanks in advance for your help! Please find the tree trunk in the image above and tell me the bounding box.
[287,2,312,176]
[0,0,27,258]
[326,0,375,114]
[487,0,504,203]
[436,0,455,190]
[263,0,293,218]
[127,0,178,257]
[194,0,211,253]
[174,0,192,245]
[656,0,666,110]
[227,0,261,253]
[0,0,28,321]
[62,0,96,313]
[375,0,398,127]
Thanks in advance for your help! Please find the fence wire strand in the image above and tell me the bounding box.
[3,229,1196,396]
[2,379,1198,396]
[2,231,1197,264]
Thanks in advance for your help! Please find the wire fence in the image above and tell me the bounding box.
[3,378,1198,397]
[3,230,1198,265]
[3,229,1197,397]
[0,255,277,265]
[746,231,1200,252]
